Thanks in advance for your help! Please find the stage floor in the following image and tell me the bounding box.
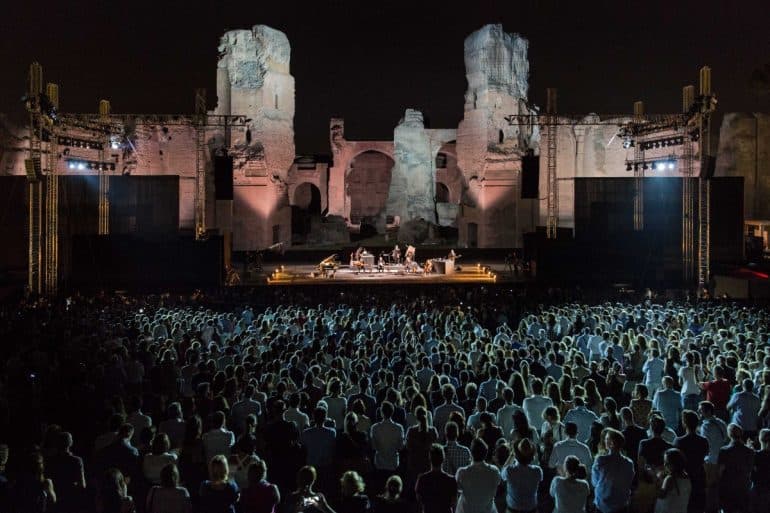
[261,261,531,286]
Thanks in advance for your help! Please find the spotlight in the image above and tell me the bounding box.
[656,162,666,171]
[68,162,75,169]
[668,162,675,170]
[111,141,120,150]
[77,162,85,170]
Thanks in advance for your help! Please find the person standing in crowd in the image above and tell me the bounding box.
[198,455,239,513]
[653,377,683,431]
[371,402,405,488]
[752,428,770,513]
[673,410,708,513]
[455,439,501,513]
[592,428,635,513]
[550,455,589,513]
[415,444,457,513]
[718,424,755,513]
[337,471,370,513]
[654,448,691,513]
[145,463,191,513]
[501,439,542,513]
[727,379,762,440]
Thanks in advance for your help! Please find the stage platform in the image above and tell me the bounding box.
[259,261,532,286]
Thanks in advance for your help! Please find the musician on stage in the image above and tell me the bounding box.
[392,244,401,264]
[448,249,457,260]
[377,254,385,272]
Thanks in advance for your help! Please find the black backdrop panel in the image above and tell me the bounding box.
[710,177,744,264]
[109,176,179,234]
[0,177,29,274]
[70,234,222,290]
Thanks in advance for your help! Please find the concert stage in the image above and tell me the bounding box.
[263,262,526,286]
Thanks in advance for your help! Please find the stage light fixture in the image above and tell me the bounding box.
[656,162,666,171]
[668,162,675,170]
[642,163,648,170]
[77,162,85,170]
[626,163,632,171]
[68,162,75,169]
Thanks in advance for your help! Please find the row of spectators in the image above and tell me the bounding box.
[0,286,769,513]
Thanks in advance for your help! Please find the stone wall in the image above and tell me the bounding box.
[715,113,770,221]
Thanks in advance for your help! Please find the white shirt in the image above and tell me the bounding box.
[522,395,553,428]
[370,419,404,470]
[497,404,523,439]
[643,358,665,390]
[678,366,700,396]
[455,461,501,513]
[549,438,593,470]
[143,452,178,484]
[284,407,310,432]
[550,476,590,513]
[202,427,235,462]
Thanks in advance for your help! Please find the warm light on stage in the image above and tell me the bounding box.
[265,262,506,286]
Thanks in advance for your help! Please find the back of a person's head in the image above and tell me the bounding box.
[297,465,317,489]
[212,410,226,429]
[565,422,579,438]
[248,459,267,485]
[444,421,459,441]
[313,406,327,425]
[531,379,543,395]
[160,463,180,488]
[118,423,134,441]
[728,423,743,442]
[381,401,394,419]
[650,415,666,436]
[620,407,634,425]
[514,439,536,465]
[151,433,170,454]
[682,410,699,432]
[470,438,488,462]
[743,378,754,392]
[168,402,182,419]
[441,384,455,402]
[699,401,714,417]
[385,475,402,498]
[429,443,445,467]
[209,454,229,482]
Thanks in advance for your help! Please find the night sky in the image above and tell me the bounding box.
[1,0,768,155]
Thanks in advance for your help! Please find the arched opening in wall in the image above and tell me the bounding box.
[436,182,450,203]
[467,222,478,248]
[291,182,322,244]
[436,152,448,169]
[347,150,394,229]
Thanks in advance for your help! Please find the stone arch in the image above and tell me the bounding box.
[290,182,322,243]
[292,182,321,212]
[435,182,450,203]
[435,141,462,204]
[346,150,395,224]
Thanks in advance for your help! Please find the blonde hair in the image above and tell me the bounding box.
[340,470,365,496]
[209,454,229,482]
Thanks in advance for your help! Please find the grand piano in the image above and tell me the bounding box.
[317,254,340,277]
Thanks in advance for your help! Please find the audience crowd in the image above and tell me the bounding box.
[0,286,769,513]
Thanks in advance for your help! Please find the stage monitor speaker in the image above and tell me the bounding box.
[521,154,539,199]
[214,155,234,200]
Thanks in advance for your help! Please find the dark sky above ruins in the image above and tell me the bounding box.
[1,0,768,155]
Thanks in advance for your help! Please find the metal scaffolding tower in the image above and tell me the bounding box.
[98,100,112,235]
[26,63,44,294]
[633,101,645,231]
[545,88,558,238]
